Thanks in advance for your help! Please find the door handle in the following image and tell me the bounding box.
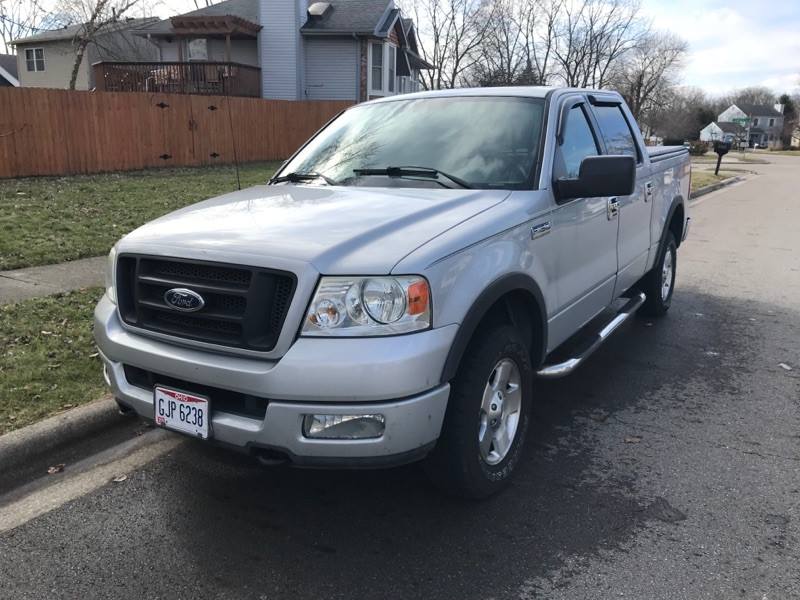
[607,197,619,220]
[530,221,552,239]
[645,181,654,202]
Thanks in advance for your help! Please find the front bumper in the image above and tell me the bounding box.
[94,295,455,465]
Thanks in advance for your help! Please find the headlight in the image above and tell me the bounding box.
[302,276,430,336]
[105,245,117,304]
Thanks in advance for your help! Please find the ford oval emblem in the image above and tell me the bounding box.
[163,288,205,312]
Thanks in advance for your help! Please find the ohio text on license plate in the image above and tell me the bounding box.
[154,386,210,439]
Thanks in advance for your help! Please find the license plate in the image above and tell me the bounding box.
[154,386,210,439]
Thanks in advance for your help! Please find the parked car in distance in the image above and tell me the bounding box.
[95,87,691,498]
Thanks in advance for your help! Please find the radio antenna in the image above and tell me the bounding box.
[224,76,242,190]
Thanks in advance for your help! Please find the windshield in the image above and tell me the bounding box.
[277,96,546,190]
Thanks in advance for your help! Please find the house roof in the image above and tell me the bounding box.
[11,17,157,45]
[0,54,18,84]
[733,102,783,118]
[301,0,394,35]
[717,122,744,134]
[136,0,259,37]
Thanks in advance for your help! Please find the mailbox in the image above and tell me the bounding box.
[712,141,731,174]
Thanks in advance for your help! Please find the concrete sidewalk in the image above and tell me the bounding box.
[0,256,105,305]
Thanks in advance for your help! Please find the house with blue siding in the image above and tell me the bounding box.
[105,0,430,101]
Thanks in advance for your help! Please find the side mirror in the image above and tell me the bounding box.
[555,155,636,201]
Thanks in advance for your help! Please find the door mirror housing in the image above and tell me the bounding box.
[555,155,636,201]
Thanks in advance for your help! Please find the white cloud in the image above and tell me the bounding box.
[640,0,800,96]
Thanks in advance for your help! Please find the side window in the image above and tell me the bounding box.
[592,104,639,161]
[558,105,599,179]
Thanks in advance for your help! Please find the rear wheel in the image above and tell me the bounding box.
[424,324,532,499]
[639,231,677,317]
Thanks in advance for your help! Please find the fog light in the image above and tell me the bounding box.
[302,414,385,439]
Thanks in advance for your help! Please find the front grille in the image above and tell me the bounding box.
[116,255,296,352]
[123,365,268,420]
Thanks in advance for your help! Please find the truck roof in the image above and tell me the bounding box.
[366,86,614,104]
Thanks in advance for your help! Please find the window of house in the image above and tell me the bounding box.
[769,118,775,127]
[592,104,640,162]
[557,105,599,179]
[370,42,383,92]
[753,118,759,126]
[388,45,396,92]
[187,38,208,61]
[25,48,45,72]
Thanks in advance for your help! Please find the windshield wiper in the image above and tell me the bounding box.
[352,166,472,189]
[269,171,338,186]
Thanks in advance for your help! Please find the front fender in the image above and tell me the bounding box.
[439,272,547,383]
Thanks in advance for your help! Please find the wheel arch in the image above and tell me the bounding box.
[440,273,548,384]
[664,195,686,248]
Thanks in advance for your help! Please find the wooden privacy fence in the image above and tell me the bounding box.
[0,87,352,179]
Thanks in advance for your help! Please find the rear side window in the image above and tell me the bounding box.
[557,105,599,179]
[592,105,639,161]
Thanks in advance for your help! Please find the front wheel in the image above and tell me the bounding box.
[639,231,677,317]
[424,324,532,499]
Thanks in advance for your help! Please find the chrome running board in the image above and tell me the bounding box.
[536,293,646,379]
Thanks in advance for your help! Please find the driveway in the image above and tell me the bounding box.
[1,156,798,599]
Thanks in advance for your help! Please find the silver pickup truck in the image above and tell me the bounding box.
[95,87,690,498]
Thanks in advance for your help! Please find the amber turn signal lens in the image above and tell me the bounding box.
[406,280,429,315]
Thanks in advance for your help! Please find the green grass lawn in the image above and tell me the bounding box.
[691,170,736,193]
[690,153,767,165]
[0,161,282,271]
[767,150,800,156]
[0,287,106,434]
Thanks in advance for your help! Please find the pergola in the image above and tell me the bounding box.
[169,15,261,62]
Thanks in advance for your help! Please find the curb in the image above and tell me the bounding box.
[690,175,745,200]
[0,395,123,472]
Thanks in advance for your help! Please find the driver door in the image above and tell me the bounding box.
[547,97,619,350]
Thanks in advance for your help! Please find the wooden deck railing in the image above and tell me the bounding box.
[93,61,261,98]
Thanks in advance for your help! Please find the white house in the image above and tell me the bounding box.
[700,102,785,149]
[699,121,745,145]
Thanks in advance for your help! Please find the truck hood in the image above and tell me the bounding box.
[120,184,509,274]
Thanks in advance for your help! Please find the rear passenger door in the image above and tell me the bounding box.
[547,96,619,350]
[588,97,653,296]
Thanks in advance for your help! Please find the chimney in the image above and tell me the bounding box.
[775,103,785,114]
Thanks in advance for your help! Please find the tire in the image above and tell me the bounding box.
[424,324,533,499]
[639,231,677,317]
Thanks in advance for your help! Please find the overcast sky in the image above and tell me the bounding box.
[640,0,799,95]
[160,0,800,97]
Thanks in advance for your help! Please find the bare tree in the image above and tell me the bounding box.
[611,31,687,123]
[647,86,716,142]
[469,0,558,86]
[551,0,644,88]
[0,0,59,53]
[463,0,648,89]
[407,0,493,89]
[470,0,525,85]
[723,86,777,108]
[54,0,142,89]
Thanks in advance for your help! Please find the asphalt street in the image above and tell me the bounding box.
[1,154,798,599]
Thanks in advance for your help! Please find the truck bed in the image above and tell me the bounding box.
[647,145,689,163]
